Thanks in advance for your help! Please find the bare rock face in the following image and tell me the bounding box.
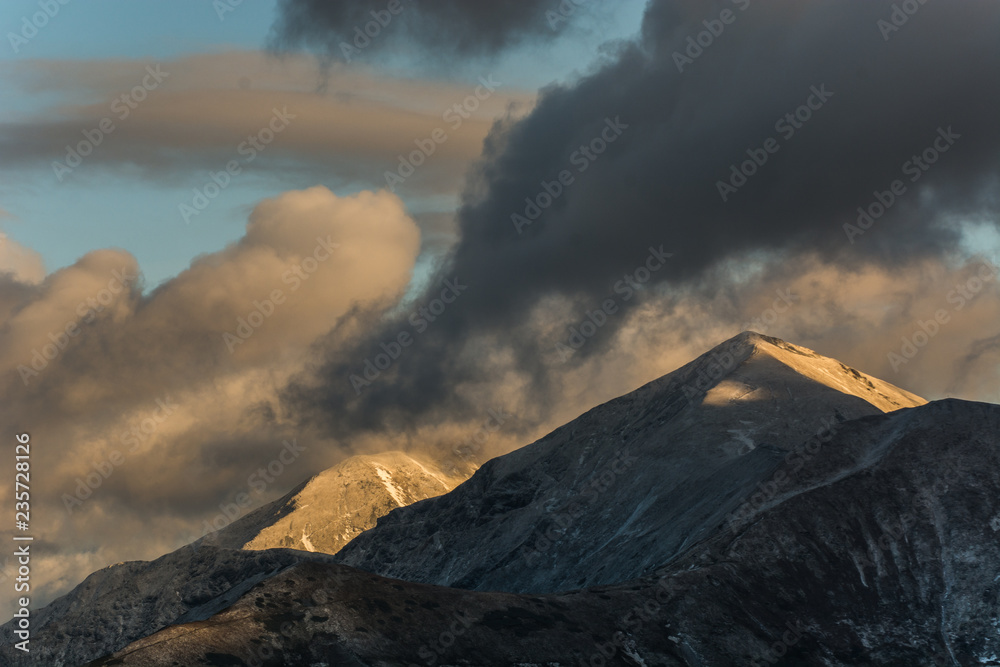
[210,450,474,555]
[0,546,339,667]
[87,399,1000,666]
[334,332,926,593]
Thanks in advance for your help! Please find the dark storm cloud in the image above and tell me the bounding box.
[284,0,1000,435]
[271,0,572,60]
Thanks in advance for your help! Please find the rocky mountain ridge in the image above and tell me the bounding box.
[89,398,1000,666]
[333,332,926,593]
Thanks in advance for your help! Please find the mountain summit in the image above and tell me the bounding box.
[209,450,474,555]
[334,332,926,592]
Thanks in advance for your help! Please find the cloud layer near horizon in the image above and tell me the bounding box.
[272,0,579,61]
[0,52,534,198]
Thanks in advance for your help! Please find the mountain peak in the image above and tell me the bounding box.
[207,450,474,555]
[675,330,926,416]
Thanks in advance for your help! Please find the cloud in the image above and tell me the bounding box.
[0,186,420,611]
[271,0,576,61]
[282,0,1000,436]
[0,231,45,284]
[0,52,534,197]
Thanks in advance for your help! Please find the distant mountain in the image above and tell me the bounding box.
[88,399,1000,666]
[0,452,472,667]
[0,546,339,667]
[333,332,926,593]
[210,450,474,555]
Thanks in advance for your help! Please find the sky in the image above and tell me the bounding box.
[1,0,999,618]
[0,0,647,288]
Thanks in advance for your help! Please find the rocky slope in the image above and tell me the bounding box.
[0,546,340,667]
[88,399,1000,666]
[0,450,472,667]
[334,332,926,592]
[210,450,474,555]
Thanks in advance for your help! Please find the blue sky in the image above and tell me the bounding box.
[0,0,648,288]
